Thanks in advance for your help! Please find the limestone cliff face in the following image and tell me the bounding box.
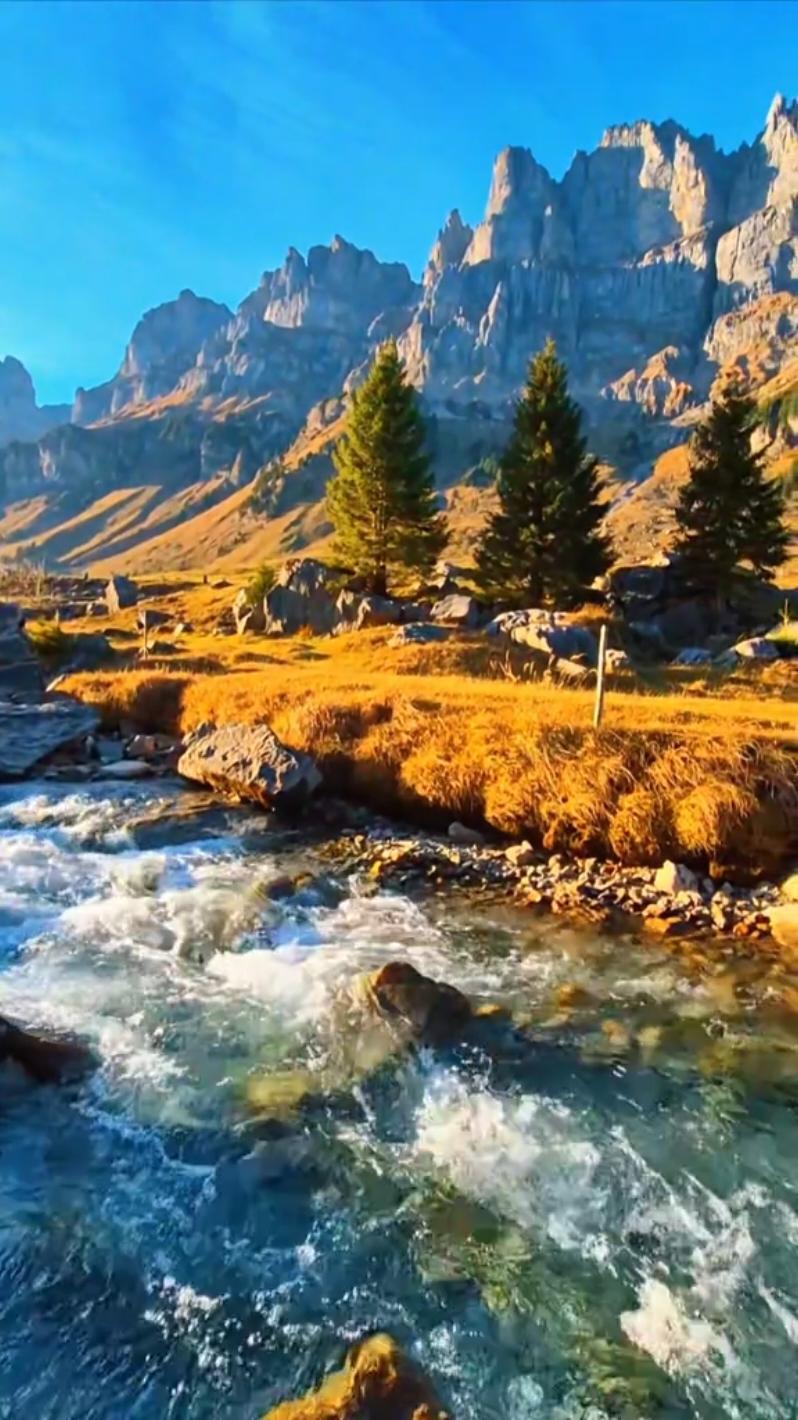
[0,357,69,447]
[399,95,797,464]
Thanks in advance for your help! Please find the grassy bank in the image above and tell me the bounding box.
[63,629,798,875]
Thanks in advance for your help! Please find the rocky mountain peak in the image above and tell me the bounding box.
[424,209,474,286]
[0,356,69,447]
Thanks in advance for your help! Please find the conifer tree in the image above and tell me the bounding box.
[477,340,611,607]
[327,342,445,595]
[673,374,789,597]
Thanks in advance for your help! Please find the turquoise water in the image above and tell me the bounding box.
[1,781,798,1418]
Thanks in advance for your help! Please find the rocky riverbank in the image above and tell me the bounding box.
[322,820,790,949]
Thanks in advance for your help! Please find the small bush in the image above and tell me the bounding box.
[245,563,276,606]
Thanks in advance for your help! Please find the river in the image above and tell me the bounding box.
[1,779,798,1418]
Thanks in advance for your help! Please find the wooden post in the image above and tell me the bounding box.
[593,623,608,730]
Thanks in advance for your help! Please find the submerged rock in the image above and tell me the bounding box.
[263,1332,450,1419]
[0,1015,94,1084]
[360,960,473,1044]
[177,722,322,809]
[0,696,99,778]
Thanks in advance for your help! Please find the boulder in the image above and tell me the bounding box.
[654,860,700,895]
[0,625,45,702]
[780,871,798,903]
[65,632,115,671]
[430,593,482,629]
[104,575,138,613]
[354,595,403,630]
[233,588,266,634]
[389,623,452,646]
[448,820,486,845]
[264,1332,450,1420]
[768,904,798,954]
[488,610,598,664]
[177,722,322,809]
[0,697,99,778]
[335,592,403,632]
[731,636,780,661]
[605,648,631,671]
[673,646,713,666]
[361,961,473,1044]
[0,1015,94,1084]
[263,558,341,635]
[137,606,170,632]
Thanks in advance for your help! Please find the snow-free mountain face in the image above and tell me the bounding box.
[0,94,796,569]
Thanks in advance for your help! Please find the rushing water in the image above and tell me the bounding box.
[2,780,798,1418]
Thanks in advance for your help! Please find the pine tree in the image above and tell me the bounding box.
[674,375,789,598]
[477,340,611,607]
[327,342,445,595]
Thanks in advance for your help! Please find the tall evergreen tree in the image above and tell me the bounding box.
[327,342,445,596]
[477,340,611,607]
[673,374,789,597]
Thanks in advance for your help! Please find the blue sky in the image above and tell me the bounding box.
[1,0,795,405]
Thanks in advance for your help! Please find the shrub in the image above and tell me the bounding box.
[245,562,276,606]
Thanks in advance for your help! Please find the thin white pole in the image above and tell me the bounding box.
[593,623,608,730]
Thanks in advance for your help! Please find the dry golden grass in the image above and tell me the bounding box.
[63,618,798,872]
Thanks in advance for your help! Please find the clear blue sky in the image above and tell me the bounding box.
[1,0,795,405]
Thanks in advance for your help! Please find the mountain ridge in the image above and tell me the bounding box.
[1,92,796,571]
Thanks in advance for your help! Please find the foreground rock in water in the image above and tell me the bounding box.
[0,1016,95,1084]
[264,1332,450,1420]
[177,722,322,809]
[360,961,473,1044]
[0,697,100,778]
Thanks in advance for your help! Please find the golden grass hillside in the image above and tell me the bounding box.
[62,615,798,875]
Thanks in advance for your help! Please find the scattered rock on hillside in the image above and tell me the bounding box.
[489,609,599,664]
[0,697,99,778]
[177,722,322,809]
[263,558,341,636]
[431,593,483,628]
[390,623,452,646]
[0,1015,95,1084]
[105,575,138,613]
[232,588,265,634]
[137,607,170,632]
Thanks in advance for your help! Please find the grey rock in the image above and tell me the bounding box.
[731,636,780,660]
[447,821,486,846]
[264,558,341,636]
[66,632,115,671]
[233,588,266,634]
[654,860,700,895]
[673,646,713,666]
[98,759,155,780]
[430,594,482,629]
[0,697,99,778]
[105,575,138,613]
[137,606,170,632]
[177,721,322,808]
[389,623,452,646]
[0,624,45,703]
